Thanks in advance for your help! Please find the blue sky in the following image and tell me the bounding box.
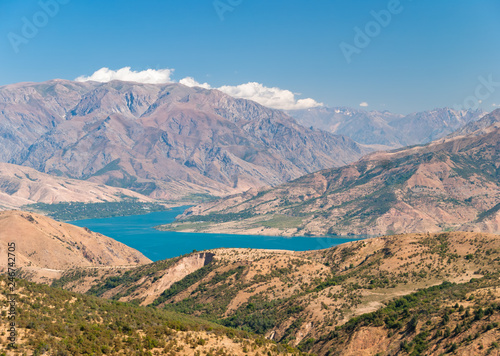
[1,0,499,114]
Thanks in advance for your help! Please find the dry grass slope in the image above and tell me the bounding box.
[50,231,500,355]
[0,211,151,284]
[0,277,307,355]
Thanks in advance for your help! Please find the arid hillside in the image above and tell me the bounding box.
[0,277,305,356]
[0,161,155,210]
[0,210,151,283]
[321,276,500,356]
[50,231,500,355]
[166,109,500,236]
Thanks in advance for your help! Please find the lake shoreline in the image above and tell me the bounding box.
[157,223,372,239]
[158,212,374,239]
[69,208,367,261]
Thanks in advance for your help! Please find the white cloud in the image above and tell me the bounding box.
[179,77,212,89]
[217,82,323,110]
[75,67,174,84]
[75,67,322,110]
[492,103,500,107]
[359,102,369,107]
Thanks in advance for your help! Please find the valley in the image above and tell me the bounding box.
[67,207,362,261]
[2,3,499,355]
[1,75,499,356]
[3,221,499,355]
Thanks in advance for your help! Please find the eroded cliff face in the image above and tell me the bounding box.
[100,252,215,305]
[0,80,367,200]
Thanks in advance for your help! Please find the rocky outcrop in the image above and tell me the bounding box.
[99,252,215,305]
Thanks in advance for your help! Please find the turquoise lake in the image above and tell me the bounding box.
[70,206,364,261]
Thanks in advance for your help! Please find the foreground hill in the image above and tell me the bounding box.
[289,107,485,148]
[50,231,500,355]
[0,79,366,200]
[0,277,303,355]
[321,275,500,355]
[0,211,151,283]
[167,109,500,236]
[0,161,156,210]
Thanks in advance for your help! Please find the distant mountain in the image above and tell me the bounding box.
[288,107,403,147]
[0,210,151,283]
[288,106,485,148]
[0,80,367,200]
[450,107,500,137]
[0,161,154,210]
[169,109,500,236]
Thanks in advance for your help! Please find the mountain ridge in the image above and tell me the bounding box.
[166,109,500,236]
[288,106,486,148]
[0,79,367,200]
[0,161,156,210]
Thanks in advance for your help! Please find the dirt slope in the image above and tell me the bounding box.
[0,210,151,283]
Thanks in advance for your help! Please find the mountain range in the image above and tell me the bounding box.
[168,109,500,236]
[288,106,485,149]
[0,79,489,206]
[0,80,367,200]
